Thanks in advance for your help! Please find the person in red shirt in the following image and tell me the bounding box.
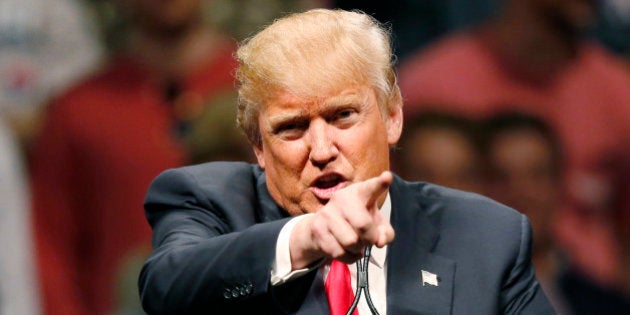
[398,0,630,312]
[29,0,248,314]
[398,0,630,205]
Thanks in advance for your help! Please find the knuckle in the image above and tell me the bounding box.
[318,208,332,219]
[319,205,342,221]
[311,219,327,239]
[361,227,380,244]
[340,233,359,247]
[318,241,333,255]
[318,235,337,253]
[353,215,372,231]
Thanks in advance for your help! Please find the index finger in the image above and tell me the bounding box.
[356,171,393,209]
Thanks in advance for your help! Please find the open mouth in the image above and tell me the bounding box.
[310,173,347,200]
[314,173,344,189]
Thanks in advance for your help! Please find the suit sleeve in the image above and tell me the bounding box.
[501,214,557,314]
[138,167,315,314]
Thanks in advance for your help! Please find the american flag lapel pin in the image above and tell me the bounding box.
[421,270,439,287]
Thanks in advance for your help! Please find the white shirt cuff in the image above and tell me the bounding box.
[270,214,319,285]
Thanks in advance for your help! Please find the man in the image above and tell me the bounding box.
[393,111,484,194]
[398,0,630,231]
[481,112,568,312]
[139,9,555,314]
[0,0,101,146]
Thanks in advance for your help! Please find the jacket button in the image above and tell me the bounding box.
[231,288,240,298]
[245,284,253,294]
[223,288,232,299]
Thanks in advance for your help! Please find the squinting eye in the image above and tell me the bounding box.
[277,123,298,132]
[273,120,308,139]
[338,110,353,118]
[335,109,356,120]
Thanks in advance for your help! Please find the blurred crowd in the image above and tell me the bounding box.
[0,0,627,314]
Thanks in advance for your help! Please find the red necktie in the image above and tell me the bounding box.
[325,260,359,315]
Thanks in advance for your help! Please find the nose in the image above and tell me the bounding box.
[308,119,339,168]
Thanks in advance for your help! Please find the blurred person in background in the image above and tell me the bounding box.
[0,117,40,314]
[482,111,630,314]
[398,0,630,203]
[392,111,484,194]
[1,0,102,314]
[0,0,102,147]
[555,147,630,314]
[335,0,510,63]
[335,0,630,66]
[28,0,251,314]
[208,0,331,41]
[398,2,630,307]
[481,111,569,312]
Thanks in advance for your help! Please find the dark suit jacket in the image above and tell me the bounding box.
[139,162,555,314]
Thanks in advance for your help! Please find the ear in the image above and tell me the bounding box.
[253,145,266,169]
[386,103,403,145]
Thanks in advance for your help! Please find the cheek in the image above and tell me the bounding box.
[263,140,310,189]
[267,141,308,168]
[368,123,391,151]
[262,142,309,211]
[343,125,390,171]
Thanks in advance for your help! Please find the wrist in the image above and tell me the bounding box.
[289,215,324,270]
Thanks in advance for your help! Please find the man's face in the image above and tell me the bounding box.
[400,127,483,193]
[487,129,560,248]
[254,86,402,216]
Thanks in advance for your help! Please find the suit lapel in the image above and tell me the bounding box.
[294,270,331,314]
[387,177,456,315]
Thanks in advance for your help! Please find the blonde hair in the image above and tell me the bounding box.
[236,9,402,146]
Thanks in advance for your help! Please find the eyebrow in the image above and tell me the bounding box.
[265,91,371,127]
[323,93,370,108]
[266,109,308,131]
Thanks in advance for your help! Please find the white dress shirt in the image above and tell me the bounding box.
[271,193,392,315]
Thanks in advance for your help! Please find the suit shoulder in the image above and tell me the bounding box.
[144,162,263,228]
[146,161,259,204]
[167,161,257,183]
[401,180,531,270]
[406,180,524,230]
